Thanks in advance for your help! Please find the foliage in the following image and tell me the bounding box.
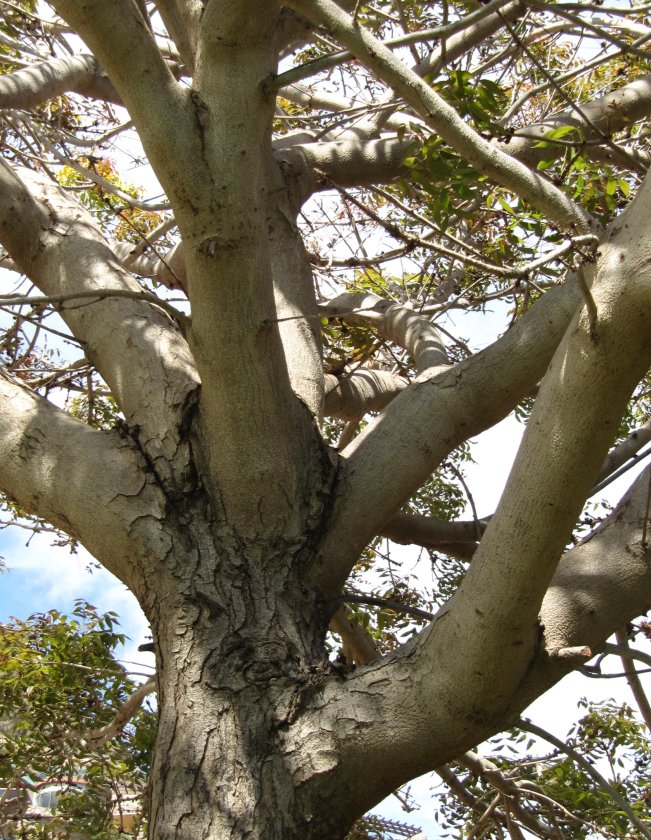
[435,701,651,839]
[57,157,164,241]
[0,603,154,838]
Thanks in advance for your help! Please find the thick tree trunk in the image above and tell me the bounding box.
[150,669,349,840]
[143,526,354,840]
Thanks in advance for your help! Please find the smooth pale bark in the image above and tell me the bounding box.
[153,0,196,72]
[516,464,651,709]
[0,163,199,488]
[505,72,651,169]
[113,240,188,291]
[419,171,651,716]
[597,418,651,484]
[0,370,167,591]
[0,54,119,108]
[180,1,326,534]
[266,166,325,416]
[321,292,449,374]
[381,510,485,546]
[324,370,407,419]
[316,277,583,592]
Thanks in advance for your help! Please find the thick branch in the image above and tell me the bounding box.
[278,135,409,197]
[0,54,119,109]
[423,176,651,720]
[113,240,188,292]
[380,511,485,550]
[51,0,200,213]
[0,370,166,588]
[596,418,651,486]
[174,1,328,536]
[330,605,379,666]
[0,163,199,487]
[316,276,583,593]
[153,0,196,72]
[321,292,449,374]
[324,370,407,420]
[506,72,651,168]
[266,178,325,416]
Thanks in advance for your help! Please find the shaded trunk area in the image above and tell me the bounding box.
[144,532,356,840]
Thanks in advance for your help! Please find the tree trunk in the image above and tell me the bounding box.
[144,531,353,840]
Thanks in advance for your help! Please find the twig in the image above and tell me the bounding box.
[79,676,157,747]
[519,717,651,839]
[614,628,651,731]
[0,288,187,326]
[342,591,435,621]
[601,641,651,669]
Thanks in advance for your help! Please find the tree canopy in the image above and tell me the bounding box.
[1,0,651,838]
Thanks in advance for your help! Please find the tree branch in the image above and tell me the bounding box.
[614,628,651,730]
[316,276,583,593]
[504,73,651,174]
[51,0,199,213]
[0,162,199,488]
[274,0,520,88]
[457,751,562,838]
[0,288,187,325]
[0,369,167,587]
[595,419,651,488]
[524,464,651,704]
[81,677,157,748]
[285,0,592,232]
[0,54,119,109]
[309,460,651,822]
[266,182,325,417]
[421,175,651,720]
[324,370,407,420]
[329,605,379,666]
[380,510,485,550]
[321,292,449,374]
[153,0,196,72]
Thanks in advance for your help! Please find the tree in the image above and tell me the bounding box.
[0,602,156,839]
[1,0,651,837]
